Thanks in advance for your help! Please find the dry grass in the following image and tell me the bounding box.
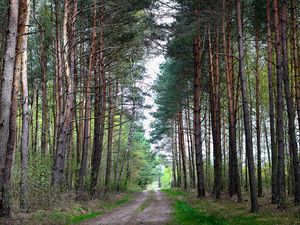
[0,192,133,225]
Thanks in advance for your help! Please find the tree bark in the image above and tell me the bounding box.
[290,0,300,131]
[39,24,49,156]
[280,0,300,205]
[236,0,259,212]
[255,29,262,198]
[208,25,222,200]
[273,0,286,209]
[90,0,105,194]
[52,0,75,188]
[266,0,278,204]
[78,0,97,193]
[222,0,242,201]
[178,111,187,190]
[0,0,19,199]
[114,85,124,186]
[193,0,205,197]
[19,0,30,210]
[105,75,117,190]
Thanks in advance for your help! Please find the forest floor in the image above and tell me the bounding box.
[162,189,300,225]
[2,189,300,224]
[80,189,171,225]
[0,191,136,225]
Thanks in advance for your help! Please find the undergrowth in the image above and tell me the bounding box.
[164,189,300,225]
[12,193,133,225]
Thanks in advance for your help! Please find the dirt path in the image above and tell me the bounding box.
[81,190,171,225]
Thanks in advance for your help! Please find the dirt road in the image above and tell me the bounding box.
[81,190,171,225]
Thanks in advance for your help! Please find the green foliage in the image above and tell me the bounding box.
[131,129,160,188]
[161,166,172,189]
[151,58,192,143]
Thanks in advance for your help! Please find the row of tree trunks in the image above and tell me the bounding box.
[236,0,259,212]
[177,111,187,190]
[77,0,97,194]
[52,0,76,188]
[185,101,195,188]
[113,86,124,187]
[266,0,277,204]
[280,0,300,205]
[0,0,30,217]
[222,0,242,202]
[40,23,49,156]
[105,76,118,190]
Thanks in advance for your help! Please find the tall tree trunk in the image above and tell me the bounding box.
[187,100,195,188]
[185,106,193,188]
[0,1,19,203]
[223,0,242,201]
[124,118,135,189]
[255,29,262,198]
[178,111,187,190]
[52,0,75,188]
[273,0,285,208]
[33,87,39,154]
[19,0,30,210]
[40,26,49,156]
[266,0,278,204]
[193,0,205,197]
[78,1,96,193]
[171,126,177,187]
[236,0,259,212]
[0,0,29,217]
[90,0,105,194]
[290,0,300,131]
[204,105,210,191]
[280,0,300,205]
[105,76,117,190]
[114,86,123,186]
[118,101,136,191]
[208,25,222,200]
[273,0,286,209]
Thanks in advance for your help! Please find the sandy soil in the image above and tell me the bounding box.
[80,190,171,225]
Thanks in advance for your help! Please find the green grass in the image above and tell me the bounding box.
[192,197,300,225]
[164,189,300,225]
[69,212,101,224]
[172,200,228,225]
[162,189,188,197]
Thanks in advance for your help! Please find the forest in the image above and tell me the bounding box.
[0,0,300,224]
